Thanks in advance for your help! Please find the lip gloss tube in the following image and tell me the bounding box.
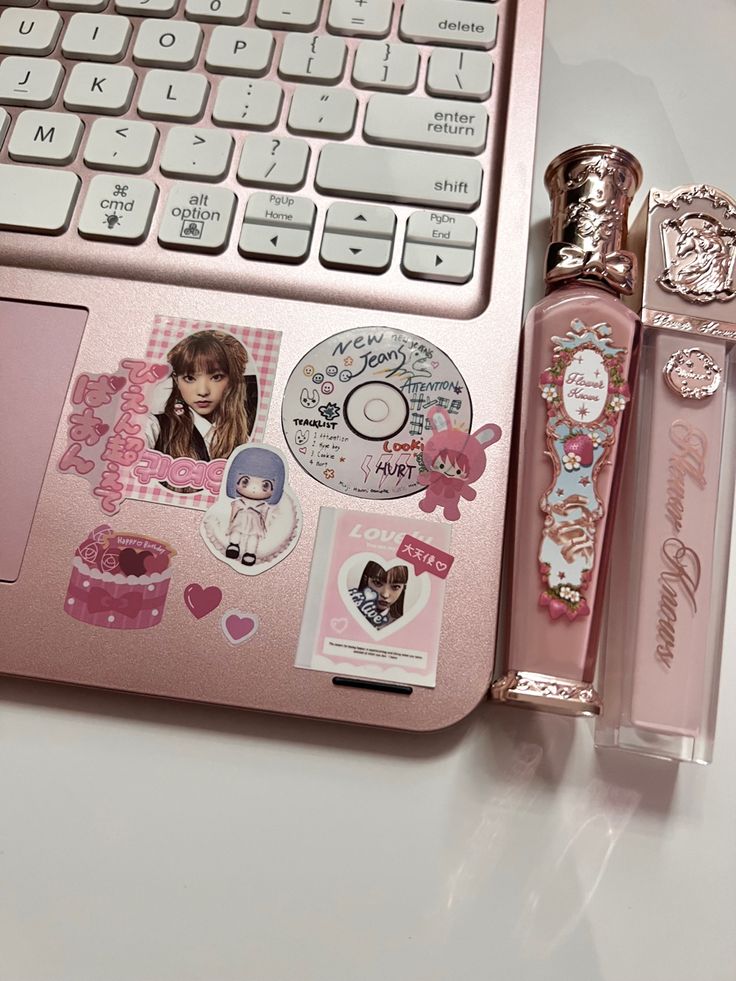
[596,184,736,763]
[492,145,642,716]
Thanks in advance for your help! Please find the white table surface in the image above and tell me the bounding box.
[3,2,736,979]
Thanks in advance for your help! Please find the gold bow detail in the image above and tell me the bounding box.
[545,243,637,295]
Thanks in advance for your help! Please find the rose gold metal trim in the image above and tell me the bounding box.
[491,670,603,717]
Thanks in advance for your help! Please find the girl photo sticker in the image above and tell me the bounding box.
[59,317,281,514]
[295,508,453,688]
[418,406,502,521]
[200,444,302,576]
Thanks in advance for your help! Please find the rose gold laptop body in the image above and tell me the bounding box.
[0,0,546,730]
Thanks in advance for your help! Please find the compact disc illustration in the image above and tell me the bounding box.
[281,326,472,499]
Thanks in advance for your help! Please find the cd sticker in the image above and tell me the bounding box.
[418,407,502,522]
[282,327,472,500]
[200,444,302,576]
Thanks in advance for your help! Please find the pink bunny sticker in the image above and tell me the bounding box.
[418,407,502,521]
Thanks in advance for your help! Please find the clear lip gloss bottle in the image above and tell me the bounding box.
[493,144,642,716]
[596,184,736,763]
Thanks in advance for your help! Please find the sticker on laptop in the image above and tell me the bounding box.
[200,444,302,576]
[64,524,175,630]
[58,316,281,514]
[417,407,502,522]
[295,508,452,688]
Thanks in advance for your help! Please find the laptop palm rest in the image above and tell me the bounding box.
[0,299,86,583]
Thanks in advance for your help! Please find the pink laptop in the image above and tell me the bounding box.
[0,0,546,730]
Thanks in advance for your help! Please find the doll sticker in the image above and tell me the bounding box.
[295,508,452,687]
[59,316,281,514]
[418,406,502,521]
[200,444,302,575]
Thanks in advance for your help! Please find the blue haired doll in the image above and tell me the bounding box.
[222,446,285,567]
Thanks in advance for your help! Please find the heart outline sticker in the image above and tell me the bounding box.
[338,553,430,641]
[221,609,259,646]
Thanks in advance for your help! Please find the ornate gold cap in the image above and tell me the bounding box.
[544,144,643,295]
[642,185,736,340]
[491,670,603,717]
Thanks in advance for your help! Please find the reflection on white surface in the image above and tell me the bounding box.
[445,741,543,911]
[516,780,640,957]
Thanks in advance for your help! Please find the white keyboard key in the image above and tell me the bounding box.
[0,56,64,107]
[78,173,158,241]
[84,117,158,171]
[114,0,178,17]
[237,134,309,188]
[64,62,135,113]
[62,13,131,61]
[352,39,418,91]
[364,92,487,153]
[320,231,392,271]
[0,162,80,233]
[158,182,235,251]
[402,240,474,283]
[316,143,482,209]
[255,0,320,31]
[279,33,346,83]
[137,69,209,121]
[49,0,109,11]
[400,0,497,50]
[0,107,8,147]
[185,0,249,23]
[287,83,356,137]
[205,25,273,75]
[405,209,476,249]
[212,76,281,128]
[239,221,311,262]
[324,201,395,238]
[1,0,41,7]
[327,0,392,38]
[244,190,314,228]
[160,125,233,180]
[0,8,62,54]
[426,47,493,100]
[9,109,83,164]
[133,19,202,69]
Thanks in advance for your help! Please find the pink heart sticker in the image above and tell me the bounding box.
[330,617,348,634]
[221,609,259,645]
[184,583,222,620]
[109,376,126,393]
[151,363,170,380]
[299,446,307,454]
[95,423,109,437]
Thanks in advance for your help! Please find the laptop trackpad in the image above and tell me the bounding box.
[0,299,87,583]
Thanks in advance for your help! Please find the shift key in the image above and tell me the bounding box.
[315,144,482,210]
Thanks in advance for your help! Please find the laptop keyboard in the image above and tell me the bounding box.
[0,0,517,318]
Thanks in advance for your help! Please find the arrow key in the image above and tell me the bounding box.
[160,125,233,181]
[84,117,159,173]
[239,222,312,264]
[401,240,474,284]
[320,231,392,273]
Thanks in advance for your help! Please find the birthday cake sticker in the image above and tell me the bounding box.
[64,524,175,630]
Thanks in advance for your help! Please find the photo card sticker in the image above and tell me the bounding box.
[59,316,281,514]
[200,443,302,576]
[296,508,453,688]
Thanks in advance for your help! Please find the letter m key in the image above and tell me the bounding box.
[34,125,55,143]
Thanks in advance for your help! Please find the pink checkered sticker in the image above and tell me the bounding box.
[59,316,282,514]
